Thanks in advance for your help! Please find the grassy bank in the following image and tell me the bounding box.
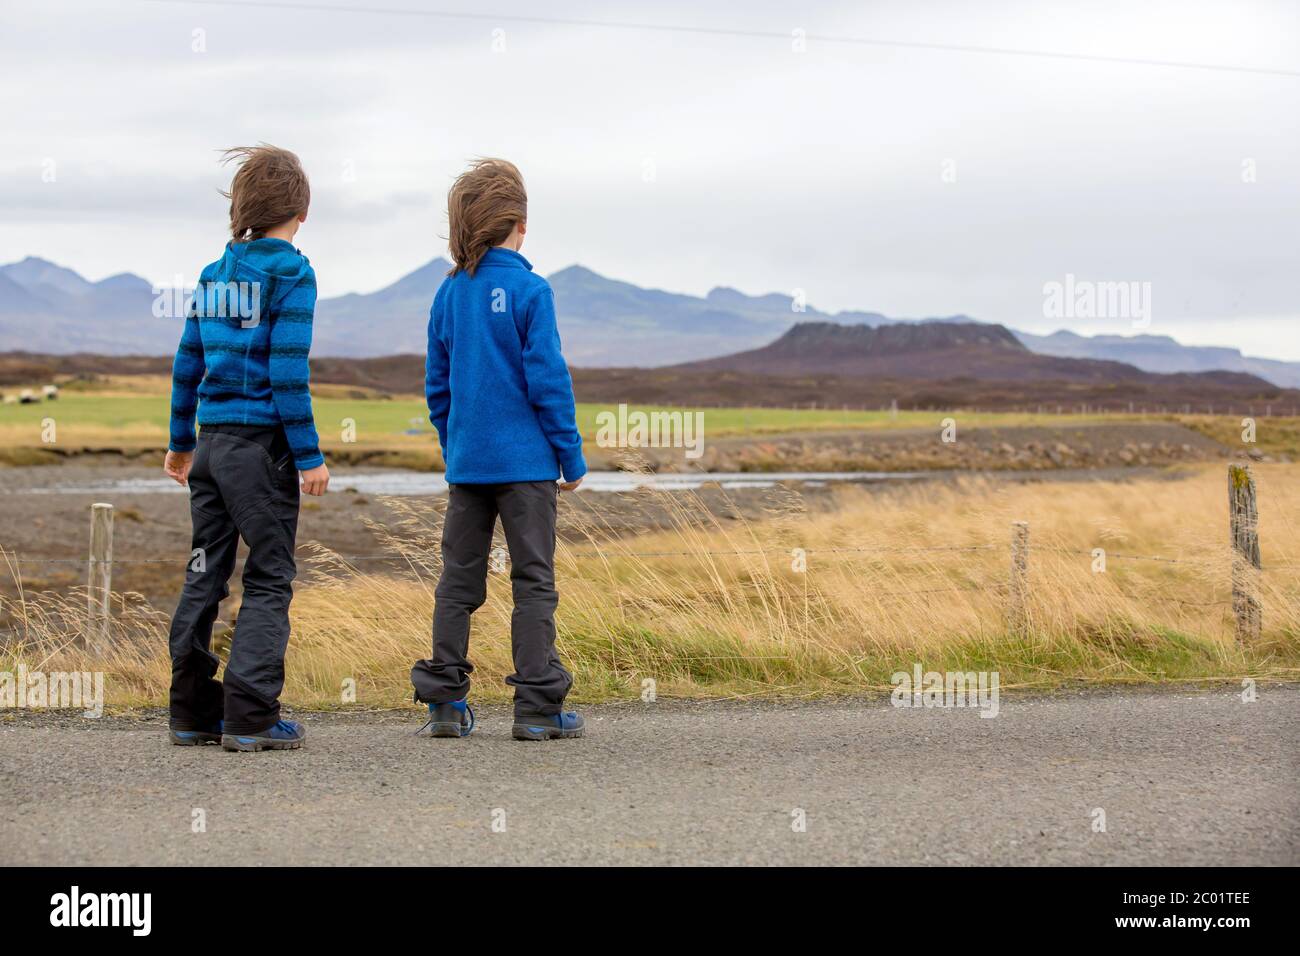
[3,462,1297,710]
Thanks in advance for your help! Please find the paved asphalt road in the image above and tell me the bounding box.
[2,687,1296,865]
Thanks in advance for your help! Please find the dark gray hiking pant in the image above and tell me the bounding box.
[411,481,572,716]
[167,426,299,735]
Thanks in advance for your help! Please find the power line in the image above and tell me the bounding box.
[140,0,1300,79]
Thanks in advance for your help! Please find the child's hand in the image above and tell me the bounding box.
[164,450,193,486]
[558,477,583,492]
[300,463,330,496]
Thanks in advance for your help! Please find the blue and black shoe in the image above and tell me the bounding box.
[169,720,223,746]
[417,699,475,738]
[221,719,306,752]
[512,711,584,741]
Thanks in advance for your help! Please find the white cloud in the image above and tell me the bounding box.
[1,0,1297,357]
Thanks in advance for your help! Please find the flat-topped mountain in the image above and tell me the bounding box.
[679,320,1280,388]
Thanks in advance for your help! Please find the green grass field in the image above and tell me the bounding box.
[4,383,1295,470]
[0,388,1122,449]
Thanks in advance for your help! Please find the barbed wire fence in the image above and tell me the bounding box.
[0,463,1283,646]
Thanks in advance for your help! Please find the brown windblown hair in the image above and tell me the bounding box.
[219,145,311,242]
[447,159,527,277]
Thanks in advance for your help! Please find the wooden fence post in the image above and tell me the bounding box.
[87,502,113,653]
[1009,520,1030,634]
[1228,464,1261,644]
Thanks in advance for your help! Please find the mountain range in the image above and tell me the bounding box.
[1012,329,1300,388]
[1,255,1296,386]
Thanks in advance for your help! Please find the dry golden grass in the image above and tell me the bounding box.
[1178,413,1300,459]
[3,463,1297,710]
[57,374,177,396]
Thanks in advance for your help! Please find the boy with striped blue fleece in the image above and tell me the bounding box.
[163,145,328,752]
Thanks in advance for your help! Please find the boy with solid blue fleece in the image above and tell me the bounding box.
[164,145,329,752]
[411,158,587,741]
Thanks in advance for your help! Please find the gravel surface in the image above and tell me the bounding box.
[1,686,1296,866]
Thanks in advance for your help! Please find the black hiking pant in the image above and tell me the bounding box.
[411,481,572,717]
[168,426,300,735]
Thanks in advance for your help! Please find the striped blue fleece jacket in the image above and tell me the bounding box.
[168,238,323,469]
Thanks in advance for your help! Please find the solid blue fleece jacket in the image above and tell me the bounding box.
[426,246,586,484]
[168,238,324,469]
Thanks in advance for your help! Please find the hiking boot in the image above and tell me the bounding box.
[418,699,475,738]
[221,719,306,752]
[512,711,584,741]
[169,720,223,746]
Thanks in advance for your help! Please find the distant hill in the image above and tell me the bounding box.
[312,257,452,355]
[1015,329,1300,389]
[546,266,889,365]
[5,344,1295,415]
[2,255,1298,385]
[318,259,879,362]
[0,257,165,354]
[679,321,1284,392]
[0,254,843,362]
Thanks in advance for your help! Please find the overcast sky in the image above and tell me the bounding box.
[2,0,1297,357]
